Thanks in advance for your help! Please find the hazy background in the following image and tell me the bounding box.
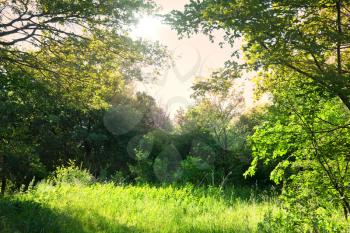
[132,0,255,117]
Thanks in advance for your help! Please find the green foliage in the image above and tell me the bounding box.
[0,0,170,191]
[7,1,350,231]
[166,0,350,109]
[245,69,350,224]
[0,69,50,191]
[48,161,94,186]
[0,0,155,58]
[191,66,241,98]
[258,207,349,233]
[153,144,182,183]
[174,79,268,186]
[167,5,350,218]
[129,149,155,184]
[175,156,212,185]
[110,171,128,186]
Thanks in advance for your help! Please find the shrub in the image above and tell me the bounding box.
[110,171,128,185]
[257,185,349,233]
[128,149,155,183]
[153,144,181,183]
[258,208,348,233]
[175,155,212,185]
[48,161,94,186]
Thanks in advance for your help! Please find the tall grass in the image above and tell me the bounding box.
[0,183,276,233]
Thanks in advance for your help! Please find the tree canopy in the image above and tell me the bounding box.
[166,0,350,109]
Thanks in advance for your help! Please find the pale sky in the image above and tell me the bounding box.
[132,0,255,116]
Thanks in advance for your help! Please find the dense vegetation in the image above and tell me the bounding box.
[1,0,350,232]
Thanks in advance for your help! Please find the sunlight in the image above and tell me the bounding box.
[131,15,162,40]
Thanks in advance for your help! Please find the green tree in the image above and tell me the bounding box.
[174,71,269,186]
[0,1,170,192]
[246,69,350,220]
[166,0,350,110]
[0,0,155,68]
[0,66,51,193]
[191,69,244,152]
[167,0,350,222]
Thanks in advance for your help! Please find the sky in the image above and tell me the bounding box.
[131,0,255,117]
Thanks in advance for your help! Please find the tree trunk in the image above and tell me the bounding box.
[0,153,5,195]
[1,175,6,195]
[341,194,350,220]
[336,1,343,75]
[338,93,350,111]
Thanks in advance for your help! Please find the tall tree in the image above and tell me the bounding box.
[246,68,350,220]
[191,69,244,152]
[0,0,171,192]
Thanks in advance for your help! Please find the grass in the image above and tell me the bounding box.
[0,183,276,233]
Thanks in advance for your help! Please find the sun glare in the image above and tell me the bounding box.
[131,15,162,40]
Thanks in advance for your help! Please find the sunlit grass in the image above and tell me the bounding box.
[0,183,277,233]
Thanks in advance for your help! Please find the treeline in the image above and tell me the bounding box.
[0,0,271,194]
[0,59,271,191]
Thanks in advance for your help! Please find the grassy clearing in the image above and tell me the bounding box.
[0,183,276,233]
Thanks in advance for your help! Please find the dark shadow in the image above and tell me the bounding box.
[0,197,139,233]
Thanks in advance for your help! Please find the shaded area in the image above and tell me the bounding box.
[0,186,267,233]
[0,197,138,233]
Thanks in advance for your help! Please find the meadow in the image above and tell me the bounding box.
[3,1,350,232]
[0,183,276,233]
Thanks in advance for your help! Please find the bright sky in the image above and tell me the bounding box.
[132,0,256,117]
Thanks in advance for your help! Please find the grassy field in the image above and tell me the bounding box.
[0,183,276,233]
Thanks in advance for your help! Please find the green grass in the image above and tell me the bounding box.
[0,183,276,233]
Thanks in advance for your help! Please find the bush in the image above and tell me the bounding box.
[175,155,212,185]
[258,208,348,233]
[110,171,128,185]
[48,161,94,186]
[129,149,156,183]
[153,144,181,183]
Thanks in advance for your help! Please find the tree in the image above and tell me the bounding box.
[0,0,153,46]
[191,69,244,152]
[0,0,155,76]
[0,65,51,193]
[166,0,350,110]
[0,0,171,192]
[246,68,350,220]
[173,70,269,185]
[166,0,350,220]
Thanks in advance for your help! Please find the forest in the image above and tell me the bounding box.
[1,0,350,232]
